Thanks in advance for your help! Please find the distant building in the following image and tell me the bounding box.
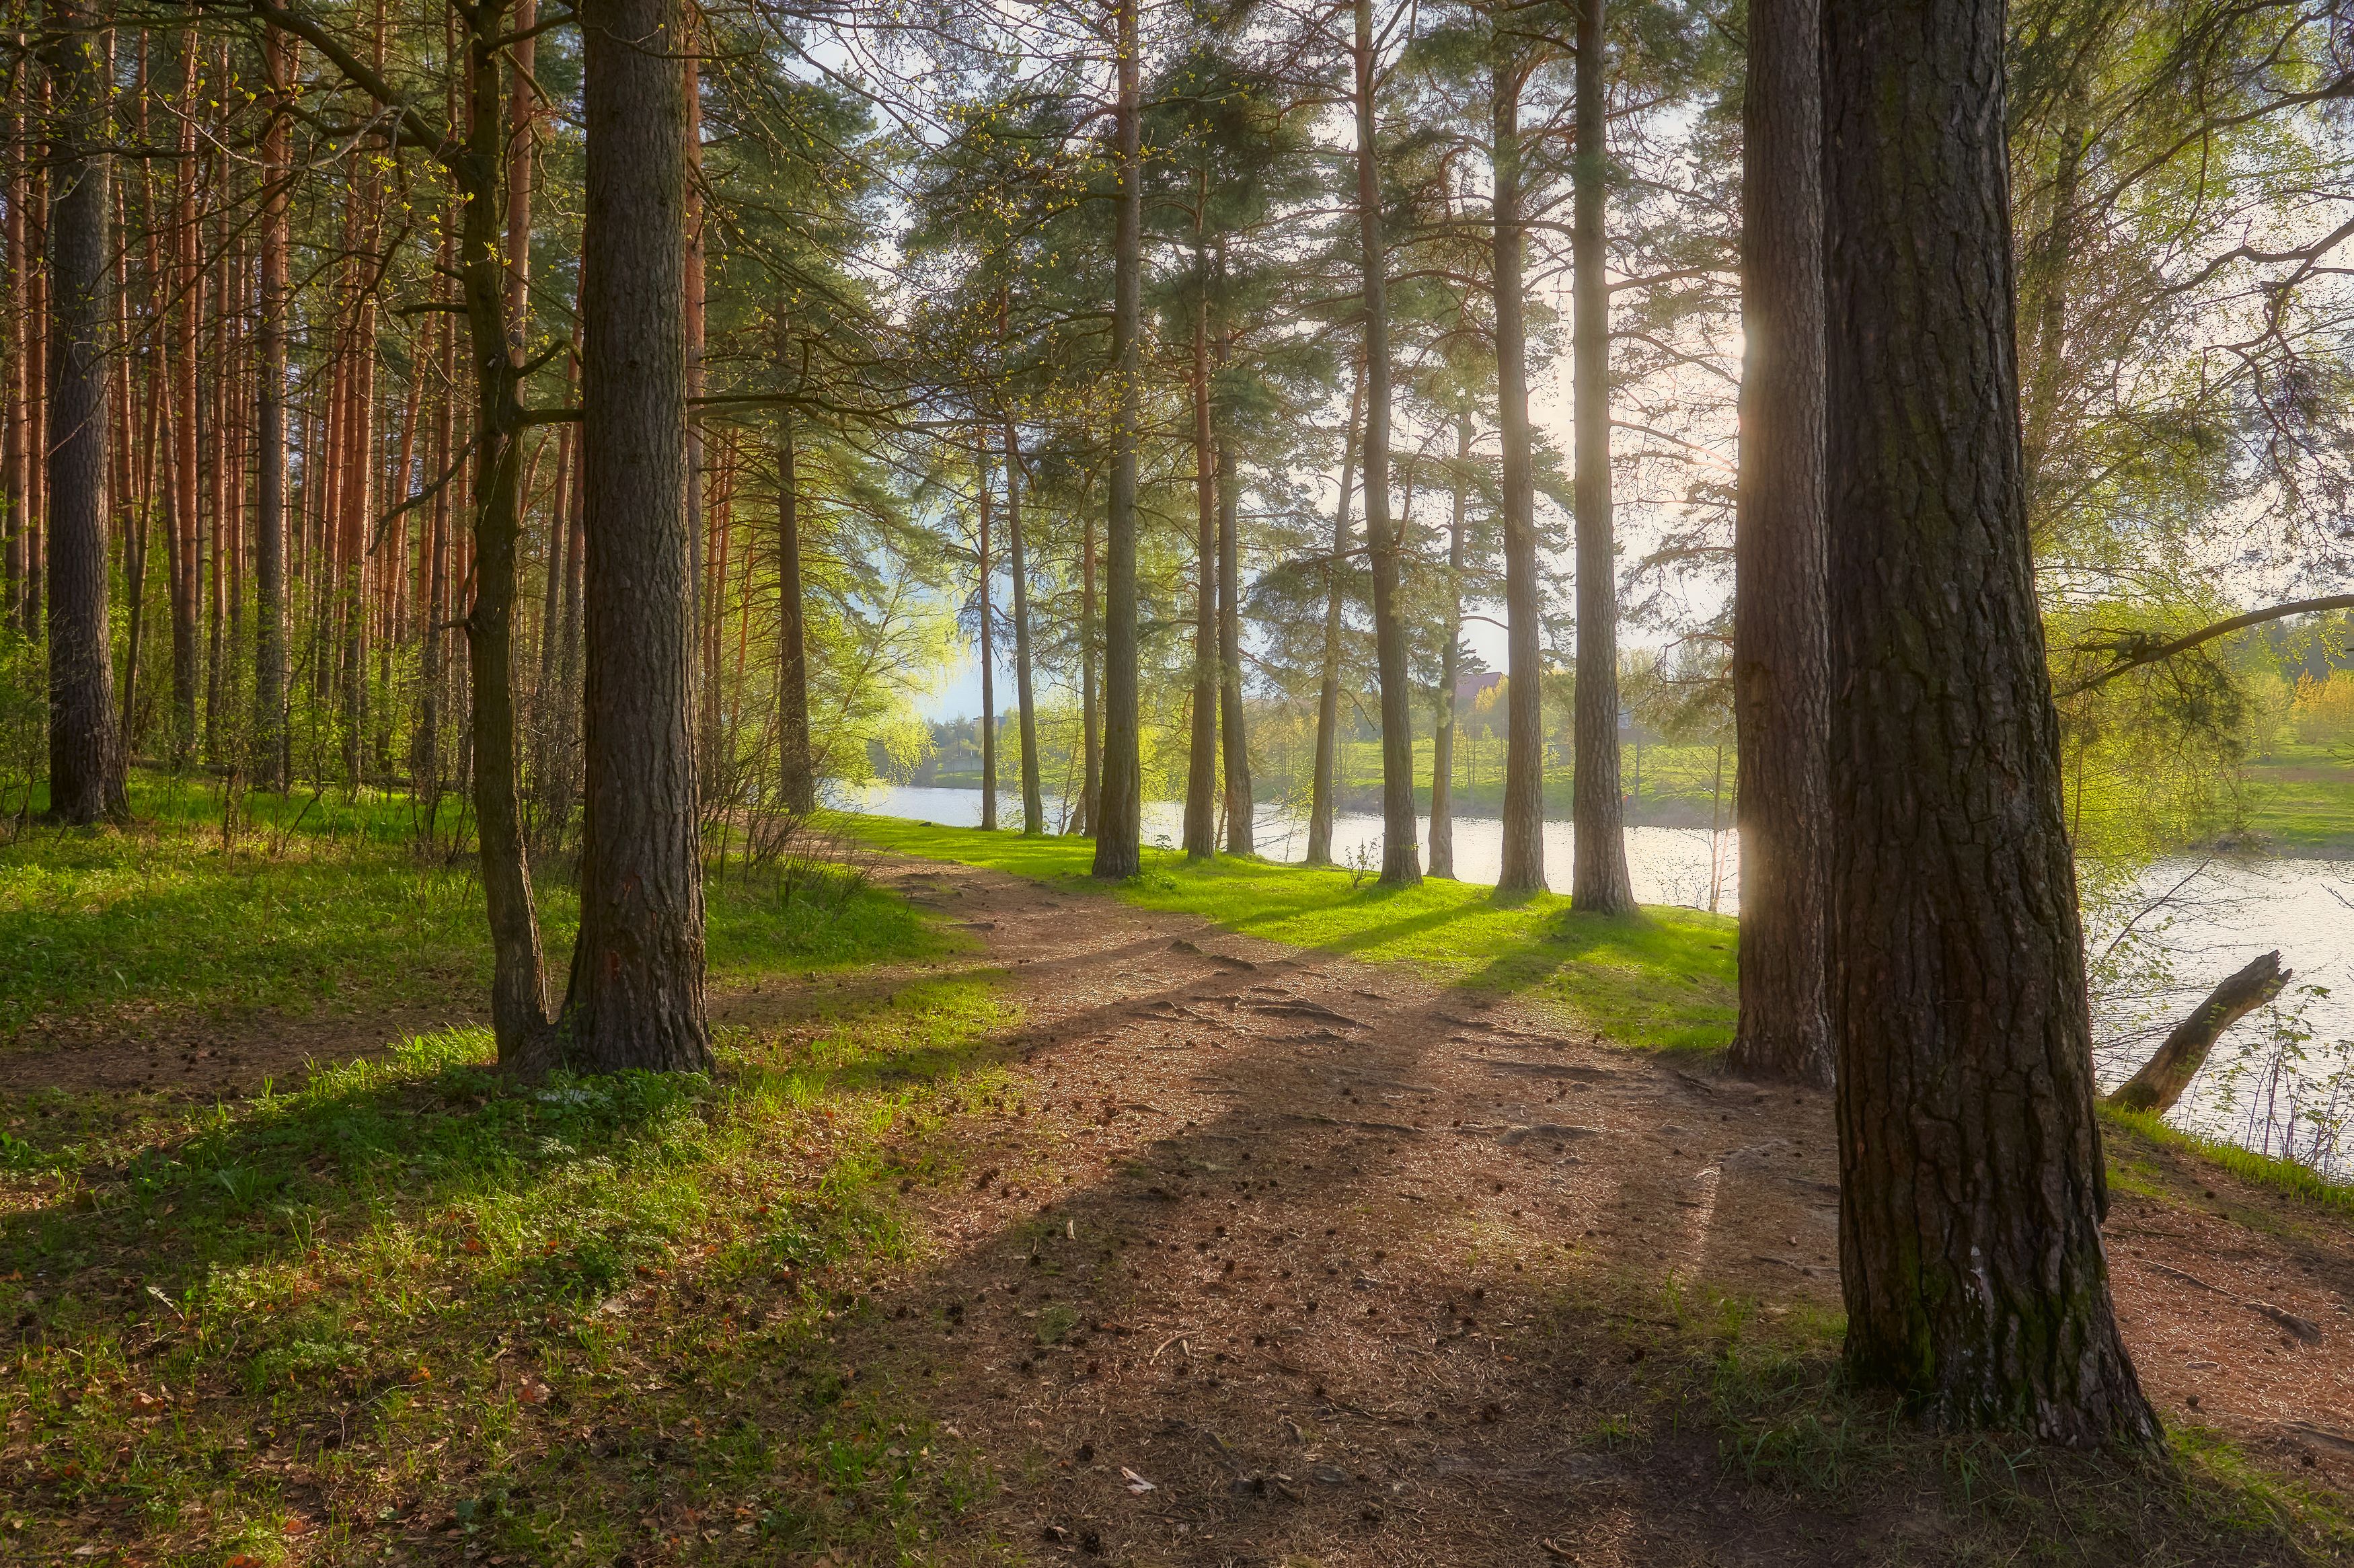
[1454,671,1503,708]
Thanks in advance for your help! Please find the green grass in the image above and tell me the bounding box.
[2237,741,2354,852]
[838,816,1739,1054]
[0,945,1018,1564]
[1303,735,1735,826]
[2103,1105,2354,1219]
[0,769,939,1046]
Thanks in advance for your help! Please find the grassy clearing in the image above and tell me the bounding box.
[839,815,1739,1053]
[0,770,934,1046]
[0,927,1020,1565]
[2236,743,2354,853]
[1313,736,1738,826]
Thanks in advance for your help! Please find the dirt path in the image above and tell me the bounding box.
[841,853,2354,1565]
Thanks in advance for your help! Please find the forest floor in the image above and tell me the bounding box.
[4,808,2354,1566]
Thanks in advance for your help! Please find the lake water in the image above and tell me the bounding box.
[833,782,2354,1179]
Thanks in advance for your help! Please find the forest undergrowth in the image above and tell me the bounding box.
[1,795,2350,1565]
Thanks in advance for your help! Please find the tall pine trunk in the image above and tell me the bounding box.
[1354,0,1419,887]
[976,453,996,831]
[1090,0,1143,880]
[1217,421,1251,854]
[415,305,453,817]
[1430,415,1469,879]
[1307,358,1362,866]
[1077,506,1099,836]
[1182,231,1218,861]
[775,412,813,814]
[168,40,199,764]
[440,0,556,1066]
[253,35,292,789]
[1492,34,1544,894]
[562,0,712,1072]
[1568,0,1633,914]
[1823,0,2154,1444]
[1005,420,1042,834]
[3,62,23,635]
[1726,0,1831,1083]
[42,0,123,824]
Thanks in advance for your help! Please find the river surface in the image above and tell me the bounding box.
[835,782,2354,1179]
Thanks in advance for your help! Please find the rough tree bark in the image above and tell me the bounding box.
[445,0,556,1066]
[1183,223,1219,861]
[2108,952,2289,1116]
[1354,0,1419,887]
[1077,506,1099,837]
[1492,28,1544,896]
[1004,419,1042,835]
[976,449,996,832]
[1429,414,1470,880]
[560,0,712,1072]
[1217,422,1252,855]
[169,40,199,762]
[41,0,124,824]
[775,411,814,815]
[1569,0,1632,913]
[1823,0,2158,1445]
[502,0,535,358]
[1307,358,1362,867]
[1726,0,1832,1085]
[1091,0,1143,880]
[252,28,293,791]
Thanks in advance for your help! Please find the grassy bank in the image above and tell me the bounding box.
[843,816,1741,1054]
[2237,742,2354,853]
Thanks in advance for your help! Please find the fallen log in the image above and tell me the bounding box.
[2107,951,2289,1115]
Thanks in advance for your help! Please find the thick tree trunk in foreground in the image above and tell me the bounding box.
[42,0,124,824]
[1492,40,1544,896]
[775,415,814,816]
[252,29,293,791]
[1570,0,1632,914]
[562,0,712,1073]
[1823,0,2156,1446]
[1726,0,1832,1086]
[1005,421,1042,835]
[1355,0,1418,888]
[1091,0,1143,880]
[1183,262,1219,862]
[2109,951,2288,1115]
[1307,358,1363,867]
